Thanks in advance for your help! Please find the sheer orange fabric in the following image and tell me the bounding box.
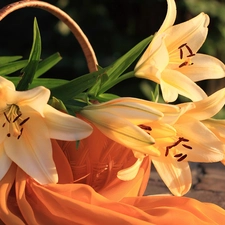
[0,125,225,225]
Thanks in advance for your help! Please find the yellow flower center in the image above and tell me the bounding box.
[2,104,30,139]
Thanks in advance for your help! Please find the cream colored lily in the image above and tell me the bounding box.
[151,88,225,196]
[80,97,165,157]
[135,0,225,102]
[116,89,225,195]
[0,76,93,184]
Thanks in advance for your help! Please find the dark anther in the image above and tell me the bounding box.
[178,43,187,49]
[185,44,193,55]
[7,133,11,137]
[181,138,189,142]
[19,117,30,126]
[13,114,22,122]
[179,48,183,59]
[165,137,190,157]
[2,123,5,127]
[187,53,195,57]
[182,144,192,150]
[4,112,10,122]
[177,154,187,162]
[139,124,152,131]
[179,61,188,68]
[17,128,23,139]
[174,153,183,158]
[165,147,169,157]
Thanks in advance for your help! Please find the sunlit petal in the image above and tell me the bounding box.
[152,156,191,196]
[17,86,50,115]
[4,111,58,184]
[0,143,12,180]
[158,0,177,33]
[44,105,93,141]
[175,120,224,162]
[203,118,225,139]
[135,37,169,80]
[166,13,209,54]
[178,54,225,81]
[117,158,143,181]
[181,87,225,120]
[84,100,163,125]
[161,69,207,102]
[81,109,160,156]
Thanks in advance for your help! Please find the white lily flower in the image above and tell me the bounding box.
[0,77,93,184]
[135,0,225,102]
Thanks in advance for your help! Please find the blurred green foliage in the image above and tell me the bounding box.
[0,0,224,98]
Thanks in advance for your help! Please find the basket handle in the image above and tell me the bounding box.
[0,0,98,73]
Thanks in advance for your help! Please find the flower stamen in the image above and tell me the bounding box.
[2,104,30,139]
[19,117,30,126]
[182,144,192,149]
[178,43,195,68]
[177,154,187,162]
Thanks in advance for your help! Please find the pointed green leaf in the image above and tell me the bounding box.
[50,67,108,101]
[106,35,153,79]
[0,56,23,64]
[0,60,28,76]
[16,18,41,91]
[98,35,153,94]
[34,52,62,78]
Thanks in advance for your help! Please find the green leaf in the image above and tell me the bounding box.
[0,56,23,64]
[0,60,28,76]
[3,77,68,89]
[95,93,120,102]
[50,67,108,101]
[34,52,62,78]
[16,18,42,91]
[87,72,108,97]
[99,35,153,93]
[106,35,153,79]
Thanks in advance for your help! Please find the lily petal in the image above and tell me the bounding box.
[81,109,160,156]
[175,120,224,162]
[203,118,225,139]
[4,109,58,184]
[166,13,209,55]
[84,101,163,125]
[182,87,225,120]
[158,0,177,34]
[44,105,93,141]
[17,86,50,115]
[117,158,143,181]
[152,156,191,196]
[135,36,169,80]
[178,54,225,81]
[0,143,12,180]
[161,69,207,102]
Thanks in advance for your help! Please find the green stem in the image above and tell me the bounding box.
[99,71,135,94]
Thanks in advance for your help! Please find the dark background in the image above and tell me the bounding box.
[0,0,225,98]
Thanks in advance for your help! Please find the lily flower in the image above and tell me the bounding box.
[80,97,164,157]
[151,88,225,195]
[116,89,225,195]
[0,76,93,184]
[134,0,225,102]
